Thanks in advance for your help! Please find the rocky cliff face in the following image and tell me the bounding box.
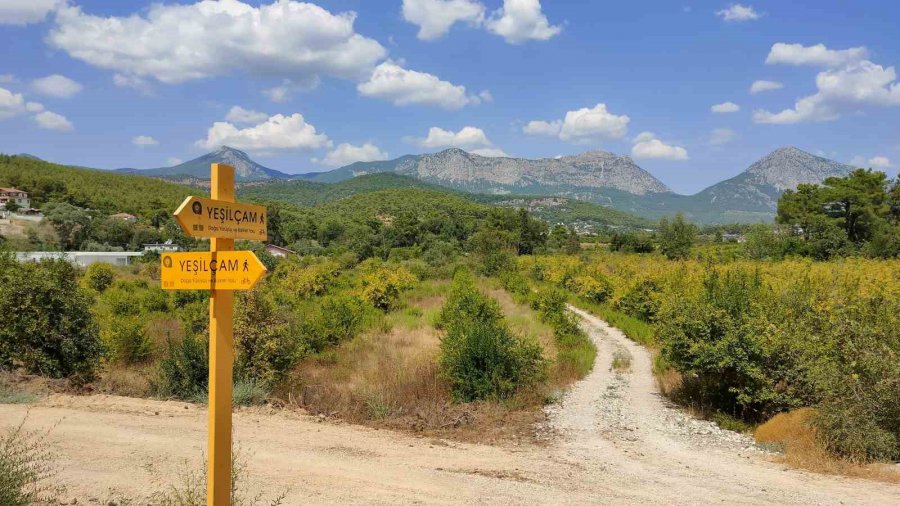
[353,148,671,195]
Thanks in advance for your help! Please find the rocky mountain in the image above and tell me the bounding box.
[118,146,292,182]
[114,145,858,224]
[679,147,856,222]
[311,148,671,196]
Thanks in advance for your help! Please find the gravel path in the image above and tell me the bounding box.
[0,307,897,504]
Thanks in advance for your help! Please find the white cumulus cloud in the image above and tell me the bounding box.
[756,43,900,124]
[132,135,159,146]
[195,113,330,152]
[750,80,783,94]
[711,101,740,113]
[0,86,70,131]
[417,126,493,149]
[317,142,388,167]
[0,0,62,25]
[31,74,83,98]
[0,74,16,83]
[631,132,688,160]
[766,43,869,68]
[401,0,485,41]
[225,106,269,126]
[34,110,73,132]
[167,157,183,166]
[524,103,630,143]
[358,62,483,109]
[0,87,26,120]
[47,1,386,85]
[559,103,630,142]
[486,0,561,44]
[716,4,761,22]
[754,58,900,124]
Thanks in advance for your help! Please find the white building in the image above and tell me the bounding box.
[16,251,143,267]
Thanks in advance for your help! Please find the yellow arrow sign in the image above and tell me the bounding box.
[160,251,267,291]
[174,196,267,241]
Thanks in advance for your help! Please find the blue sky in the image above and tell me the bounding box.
[0,0,898,194]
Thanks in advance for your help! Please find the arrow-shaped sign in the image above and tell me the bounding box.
[174,196,268,241]
[160,251,267,291]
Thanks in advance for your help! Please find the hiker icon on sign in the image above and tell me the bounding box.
[243,260,249,272]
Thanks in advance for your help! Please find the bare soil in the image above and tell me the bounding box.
[1,308,898,504]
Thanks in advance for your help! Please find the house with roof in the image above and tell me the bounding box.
[0,187,30,210]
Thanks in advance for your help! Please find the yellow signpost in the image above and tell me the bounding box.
[160,163,267,506]
[160,251,267,290]
[174,196,268,241]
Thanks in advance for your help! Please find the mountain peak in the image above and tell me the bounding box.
[746,146,852,190]
[214,145,246,156]
[437,147,471,157]
[125,147,291,181]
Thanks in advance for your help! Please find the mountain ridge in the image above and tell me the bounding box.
[117,145,861,224]
[117,146,293,182]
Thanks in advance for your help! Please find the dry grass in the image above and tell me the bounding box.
[755,408,900,483]
[277,281,555,444]
[96,364,154,398]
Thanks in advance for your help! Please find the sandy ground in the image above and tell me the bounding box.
[1,308,898,505]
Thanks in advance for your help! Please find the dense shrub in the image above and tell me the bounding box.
[609,231,654,253]
[156,333,208,400]
[438,271,546,401]
[0,256,100,379]
[99,315,151,365]
[565,274,613,304]
[359,264,416,311]
[656,269,790,419]
[83,263,115,292]
[616,278,662,322]
[300,295,367,352]
[234,289,297,388]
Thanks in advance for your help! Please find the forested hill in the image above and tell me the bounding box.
[240,172,651,230]
[237,172,441,207]
[0,154,198,217]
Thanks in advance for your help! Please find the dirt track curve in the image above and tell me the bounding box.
[1,307,897,505]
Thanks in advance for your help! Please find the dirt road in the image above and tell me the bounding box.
[1,308,897,505]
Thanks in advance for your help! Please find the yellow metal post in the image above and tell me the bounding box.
[208,163,235,506]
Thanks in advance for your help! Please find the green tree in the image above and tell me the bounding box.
[0,255,100,379]
[41,202,93,250]
[657,214,696,260]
